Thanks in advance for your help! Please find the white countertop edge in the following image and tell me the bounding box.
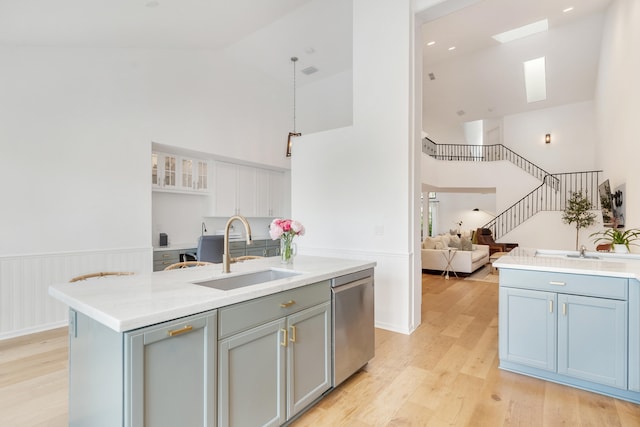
[493,248,640,280]
[49,256,376,333]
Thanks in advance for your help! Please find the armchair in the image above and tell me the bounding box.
[475,228,518,255]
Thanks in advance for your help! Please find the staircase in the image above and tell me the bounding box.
[423,138,602,240]
[423,137,560,190]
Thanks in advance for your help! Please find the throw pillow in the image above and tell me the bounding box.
[448,235,461,248]
[434,241,445,250]
[460,236,473,251]
[422,237,437,249]
[440,234,451,247]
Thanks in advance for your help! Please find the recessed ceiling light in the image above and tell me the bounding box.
[524,57,547,103]
[456,110,465,116]
[427,41,436,46]
[492,19,548,44]
[145,1,160,7]
[448,46,456,51]
[563,7,574,13]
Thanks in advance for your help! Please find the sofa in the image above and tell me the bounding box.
[421,234,490,274]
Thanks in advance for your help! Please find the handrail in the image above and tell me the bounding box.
[483,170,602,240]
[423,138,560,189]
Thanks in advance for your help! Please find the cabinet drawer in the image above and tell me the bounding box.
[153,250,180,261]
[246,247,267,257]
[229,241,246,250]
[250,239,268,248]
[501,269,628,300]
[153,259,178,271]
[219,280,331,339]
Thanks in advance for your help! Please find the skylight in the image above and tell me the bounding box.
[524,57,547,103]
[492,19,549,44]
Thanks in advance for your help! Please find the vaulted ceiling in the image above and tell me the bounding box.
[421,0,612,142]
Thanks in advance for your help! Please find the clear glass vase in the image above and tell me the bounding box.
[280,238,296,264]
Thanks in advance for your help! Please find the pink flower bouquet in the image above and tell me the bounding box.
[270,219,305,263]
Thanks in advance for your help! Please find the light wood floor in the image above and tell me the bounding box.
[1,274,639,426]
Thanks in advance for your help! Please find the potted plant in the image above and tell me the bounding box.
[562,191,597,250]
[590,228,640,253]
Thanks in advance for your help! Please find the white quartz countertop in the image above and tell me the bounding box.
[49,255,375,333]
[494,247,640,279]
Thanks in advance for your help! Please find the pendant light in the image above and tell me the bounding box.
[286,56,301,157]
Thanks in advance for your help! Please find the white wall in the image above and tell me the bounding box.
[422,155,542,213]
[504,211,604,252]
[595,0,640,228]
[431,192,496,236]
[298,69,353,134]
[0,46,291,256]
[0,45,293,336]
[502,101,598,174]
[292,0,419,334]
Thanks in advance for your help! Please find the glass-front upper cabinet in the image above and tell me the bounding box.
[152,151,208,194]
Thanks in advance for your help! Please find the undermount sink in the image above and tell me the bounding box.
[534,249,600,260]
[192,269,301,291]
[566,254,600,260]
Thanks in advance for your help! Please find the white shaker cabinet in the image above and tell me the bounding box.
[211,162,256,217]
[211,161,286,218]
[256,169,285,217]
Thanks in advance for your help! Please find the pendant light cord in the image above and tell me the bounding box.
[291,56,298,133]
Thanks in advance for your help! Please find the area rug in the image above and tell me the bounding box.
[464,265,499,283]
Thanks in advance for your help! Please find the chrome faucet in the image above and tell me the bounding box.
[579,245,586,257]
[222,215,252,273]
[201,221,207,236]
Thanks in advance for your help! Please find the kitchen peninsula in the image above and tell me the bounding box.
[49,255,375,427]
[494,248,640,404]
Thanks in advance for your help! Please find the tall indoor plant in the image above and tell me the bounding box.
[562,191,597,250]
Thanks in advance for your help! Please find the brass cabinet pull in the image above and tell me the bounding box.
[562,303,567,316]
[549,281,566,286]
[280,328,288,347]
[280,300,296,308]
[167,325,193,337]
[290,325,297,343]
[549,300,553,313]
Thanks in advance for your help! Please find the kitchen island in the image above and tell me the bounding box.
[494,248,640,404]
[49,255,376,427]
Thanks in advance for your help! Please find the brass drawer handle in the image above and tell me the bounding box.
[290,325,297,343]
[280,328,288,347]
[549,281,566,286]
[280,300,296,308]
[167,325,193,337]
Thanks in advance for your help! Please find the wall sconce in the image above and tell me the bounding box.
[545,133,551,144]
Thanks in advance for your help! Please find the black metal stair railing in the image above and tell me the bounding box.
[483,170,602,240]
[422,137,560,190]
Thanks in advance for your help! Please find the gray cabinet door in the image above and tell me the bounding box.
[286,301,331,418]
[125,311,217,427]
[557,294,627,388]
[499,287,557,371]
[218,318,287,427]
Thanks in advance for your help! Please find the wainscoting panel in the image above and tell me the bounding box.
[0,247,152,339]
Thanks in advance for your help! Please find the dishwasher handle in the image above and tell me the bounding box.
[332,277,372,293]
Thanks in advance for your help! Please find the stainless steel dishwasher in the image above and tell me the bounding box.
[332,268,375,386]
